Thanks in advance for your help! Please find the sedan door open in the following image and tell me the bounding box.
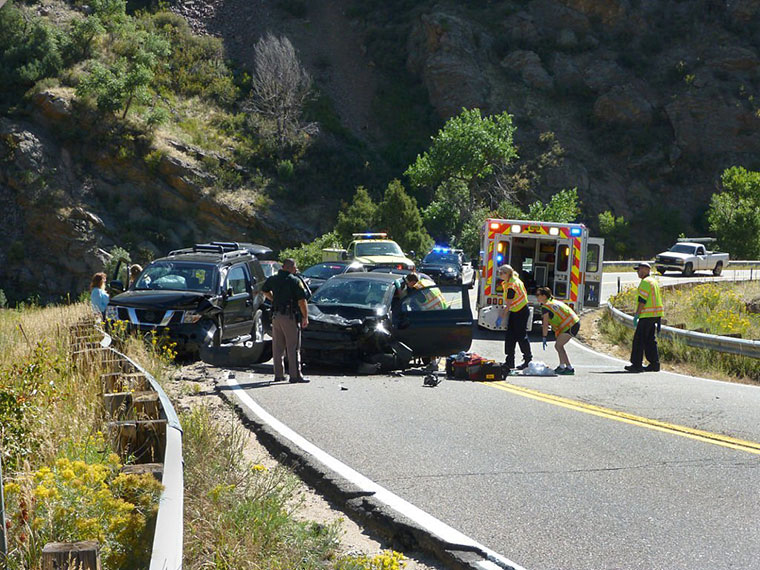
[394,285,473,357]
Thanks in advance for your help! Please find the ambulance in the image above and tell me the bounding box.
[477,219,604,330]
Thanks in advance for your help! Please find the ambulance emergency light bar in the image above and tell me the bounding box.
[500,223,583,237]
[352,232,387,238]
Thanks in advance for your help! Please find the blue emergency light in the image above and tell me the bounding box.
[433,246,451,253]
[570,227,582,237]
[496,254,503,263]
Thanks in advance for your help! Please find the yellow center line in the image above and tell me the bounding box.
[485,381,760,455]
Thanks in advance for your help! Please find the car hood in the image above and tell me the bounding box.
[110,290,214,310]
[657,252,690,260]
[354,254,412,265]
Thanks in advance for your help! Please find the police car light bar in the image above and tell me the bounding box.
[353,232,387,238]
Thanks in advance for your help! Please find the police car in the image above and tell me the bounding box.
[417,246,476,288]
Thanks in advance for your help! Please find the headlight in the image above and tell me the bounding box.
[182,310,203,324]
[105,306,119,320]
[444,267,456,274]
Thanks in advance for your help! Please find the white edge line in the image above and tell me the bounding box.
[226,374,527,570]
[569,338,760,388]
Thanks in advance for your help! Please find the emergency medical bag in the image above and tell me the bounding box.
[446,352,483,379]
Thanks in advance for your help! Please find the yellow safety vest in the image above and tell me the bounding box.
[637,276,664,318]
[412,279,448,310]
[544,298,580,334]
[503,275,528,312]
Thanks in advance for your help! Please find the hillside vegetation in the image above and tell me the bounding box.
[2,0,760,303]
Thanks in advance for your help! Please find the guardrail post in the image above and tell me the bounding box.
[1,455,7,568]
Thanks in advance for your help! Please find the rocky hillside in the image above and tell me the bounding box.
[1,0,760,302]
[167,0,760,251]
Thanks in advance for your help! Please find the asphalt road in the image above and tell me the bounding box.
[226,271,760,570]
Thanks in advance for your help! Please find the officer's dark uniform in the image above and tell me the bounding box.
[263,269,308,381]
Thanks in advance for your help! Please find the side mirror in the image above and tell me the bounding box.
[408,251,415,259]
[341,251,349,260]
[109,280,124,293]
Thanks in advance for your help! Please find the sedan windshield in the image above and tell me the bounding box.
[669,244,698,254]
[355,241,403,257]
[303,263,347,280]
[134,262,217,293]
[311,278,393,309]
[423,252,460,265]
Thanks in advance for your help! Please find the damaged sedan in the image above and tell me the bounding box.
[302,272,473,372]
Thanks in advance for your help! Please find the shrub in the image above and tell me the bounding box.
[0,2,65,104]
[280,231,343,269]
[4,438,163,570]
[277,158,295,180]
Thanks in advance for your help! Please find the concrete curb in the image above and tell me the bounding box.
[217,372,525,570]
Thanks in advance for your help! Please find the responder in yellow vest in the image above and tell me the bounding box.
[625,261,664,373]
[404,273,448,310]
[536,286,580,375]
[496,265,533,370]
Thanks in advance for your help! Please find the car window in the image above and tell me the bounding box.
[355,242,403,257]
[422,252,460,265]
[136,261,217,292]
[311,279,393,309]
[227,265,249,295]
[303,263,347,280]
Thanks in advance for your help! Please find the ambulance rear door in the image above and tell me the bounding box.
[552,238,573,302]
[583,237,604,307]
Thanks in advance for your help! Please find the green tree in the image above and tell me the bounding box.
[280,231,342,269]
[76,26,169,118]
[525,188,580,223]
[66,15,106,60]
[598,210,629,259]
[334,186,378,244]
[376,179,433,255]
[405,108,518,200]
[0,2,64,103]
[421,179,469,244]
[707,166,760,259]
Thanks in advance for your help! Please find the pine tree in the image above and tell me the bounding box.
[376,180,433,255]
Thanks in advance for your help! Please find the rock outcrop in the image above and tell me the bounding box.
[0,90,304,302]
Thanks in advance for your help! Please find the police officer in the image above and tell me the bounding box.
[496,264,533,370]
[625,261,663,373]
[263,258,310,383]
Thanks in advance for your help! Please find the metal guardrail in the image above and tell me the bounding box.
[606,302,760,359]
[111,349,183,570]
[93,327,184,570]
[603,260,760,269]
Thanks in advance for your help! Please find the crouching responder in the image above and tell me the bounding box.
[404,272,448,310]
[536,287,580,375]
[263,258,310,384]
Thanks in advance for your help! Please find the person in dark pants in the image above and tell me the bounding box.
[263,258,310,383]
[496,264,533,370]
[625,262,663,373]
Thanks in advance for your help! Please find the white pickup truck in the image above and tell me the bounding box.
[654,240,729,276]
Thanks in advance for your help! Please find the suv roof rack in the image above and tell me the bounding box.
[166,241,274,261]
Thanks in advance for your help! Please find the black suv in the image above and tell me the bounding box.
[106,242,272,360]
